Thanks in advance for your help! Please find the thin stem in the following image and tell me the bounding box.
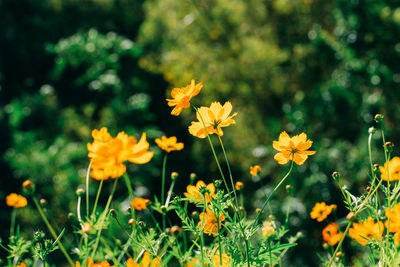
[32,197,74,267]
[191,103,230,193]
[161,153,168,230]
[251,161,294,232]
[90,177,119,259]
[165,179,177,208]
[10,209,16,236]
[91,179,104,219]
[285,196,292,226]
[123,173,136,221]
[200,195,207,267]
[86,161,92,218]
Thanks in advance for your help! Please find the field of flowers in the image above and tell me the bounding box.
[3,79,400,266]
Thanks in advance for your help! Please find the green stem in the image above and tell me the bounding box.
[10,209,16,237]
[251,161,294,232]
[86,161,92,218]
[191,103,230,193]
[285,196,292,226]
[161,153,168,230]
[200,195,207,267]
[33,197,74,267]
[90,177,119,259]
[123,173,136,221]
[91,179,104,219]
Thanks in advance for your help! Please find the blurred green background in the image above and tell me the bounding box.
[1,0,400,265]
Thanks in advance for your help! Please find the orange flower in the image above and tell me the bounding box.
[131,197,151,211]
[394,232,400,246]
[212,252,231,267]
[349,217,384,246]
[235,181,244,191]
[273,131,316,165]
[127,252,161,267]
[188,102,237,138]
[6,193,27,208]
[322,223,343,246]
[87,128,153,180]
[155,136,184,152]
[198,208,225,236]
[380,157,400,181]
[310,202,337,222]
[249,165,262,176]
[185,258,200,267]
[262,221,276,237]
[16,263,26,267]
[166,80,203,116]
[184,180,215,203]
[385,202,400,232]
[75,258,115,267]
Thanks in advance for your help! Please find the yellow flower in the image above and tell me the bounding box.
[184,180,215,203]
[310,202,337,222]
[75,258,115,267]
[262,221,275,237]
[380,157,400,181]
[249,165,262,176]
[166,80,203,116]
[87,128,153,180]
[6,193,27,208]
[385,202,400,232]
[235,181,244,191]
[155,136,184,152]
[16,263,26,267]
[131,197,151,211]
[394,232,400,246]
[188,102,237,138]
[127,252,161,267]
[349,217,384,246]
[198,208,225,236]
[322,223,343,246]
[212,252,231,267]
[185,258,200,267]
[273,131,316,165]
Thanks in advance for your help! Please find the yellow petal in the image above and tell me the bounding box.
[274,152,290,165]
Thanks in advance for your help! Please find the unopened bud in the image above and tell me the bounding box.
[190,173,197,182]
[332,171,340,181]
[256,208,261,213]
[34,231,45,240]
[128,218,135,225]
[82,223,92,233]
[373,164,380,173]
[385,141,394,153]
[171,172,179,180]
[374,114,384,124]
[109,209,117,217]
[346,212,356,221]
[192,211,198,219]
[239,206,244,211]
[366,186,371,191]
[368,127,376,135]
[170,225,181,235]
[214,180,223,188]
[76,188,85,196]
[22,180,35,195]
[161,205,167,212]
[235,181,244,191]
[40,198,47,206]
[336,251,343,257]
[285,184,292,193]
[322,242,329,249]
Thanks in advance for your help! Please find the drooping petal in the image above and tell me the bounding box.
[274,152,290,165]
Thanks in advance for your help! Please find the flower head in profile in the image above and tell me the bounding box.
[189,102,237,138]
[155,136,184,152]
[131,197,151,211]
[385,202,400,232]
[322,223,343,246]
[75,257,115,267]
[380,157,400,181]
[198,208,225,236]
[184,180,215,203]
[235,181,244,191]
[166,80,203,116]
[6,193,27,208]
[249,165,262,176]
[127,252,161,267]
[212,252,231,267]
[87,127,154,180]
[349,217,384,246]
[310,202,337,222]
[273,131,316,165]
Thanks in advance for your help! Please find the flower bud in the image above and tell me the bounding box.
[82,223,93,234]
[171,172,179,181]
[366,186,371,191]
[239,206,244,211]
[285,184,292,193]
[170,225,181,236]
[214,180,223,188]
[322,242,329,249]
[161,205,167,212]
[336,251,343,257]
[22,180,35,195]
[385,141,394,153]
[128,218,135,225]
[374,114,384,124]
[255,208,261,213]
[76,188,85,196]
[190,173,197,182]
[368,127,376,135]
[373,164,380,173]
[34,231,45,241]
[191,211,199,219]
[346,212,356,221]
[332,171,340,181]
[40,198,47,206]
[109,209,117,217]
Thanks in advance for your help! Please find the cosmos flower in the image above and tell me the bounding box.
[273,131,316,165]
[349,217,384,246]
[310,202,337,222]
[6,193,27,208]
[155,136,184,152]
[322,223,343,246]
[166,80,203,116]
